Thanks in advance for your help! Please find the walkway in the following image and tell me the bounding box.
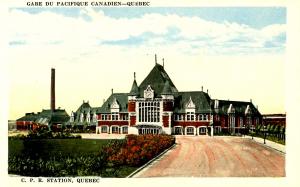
[134,136,285,177]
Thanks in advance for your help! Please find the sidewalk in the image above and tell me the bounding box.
[244,135,285,153]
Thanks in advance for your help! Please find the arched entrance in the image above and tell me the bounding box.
[136,124,162,135]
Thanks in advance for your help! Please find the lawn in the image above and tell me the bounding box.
[8,138,137,177]
[9,139,112,157]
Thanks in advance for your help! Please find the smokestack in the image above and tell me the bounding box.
[51,68,55,111]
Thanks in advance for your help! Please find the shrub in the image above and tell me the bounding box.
[105,134,175,167]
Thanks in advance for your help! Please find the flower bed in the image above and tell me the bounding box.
[104,134,176,166]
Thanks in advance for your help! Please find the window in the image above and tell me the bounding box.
[112,126,119,133]
[200,127,206,134]
[111,112,118,121]
[240,117,243,127]
[121,114,128,120]
[186,127,194,135]
[138,101,160,122]
[186,112,194,121]
[247,116,252,126]
[101,114,108,121]
[101,126,107,133]
[122,126,128,134]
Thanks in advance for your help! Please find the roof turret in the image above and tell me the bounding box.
[129,72,139,96]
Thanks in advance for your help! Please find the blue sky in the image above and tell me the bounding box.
[15,7,286,28]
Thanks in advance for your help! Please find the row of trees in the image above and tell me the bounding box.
[249,124,285,144]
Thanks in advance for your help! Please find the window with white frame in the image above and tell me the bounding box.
[186,127,194,135]
[101,126,107,133]
[101,114,108,121]
[112,126,119,133]
[200,127,206,133]
[111,112,118,121]
[203,114,208,121]
[186,112,194,121]
[138,101,160,122]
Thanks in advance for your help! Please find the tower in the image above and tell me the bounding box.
[51,68,55,111]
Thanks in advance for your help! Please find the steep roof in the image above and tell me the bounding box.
[129,80,139,96]
[139,63,178,97]
[213,100,261,116]
[97,93,128,113]
[173,91,212,113]
[161,80,173,95]
[75,101,92,114]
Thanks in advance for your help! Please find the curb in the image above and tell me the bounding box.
[244,135,285,154]
[126,143,176,178]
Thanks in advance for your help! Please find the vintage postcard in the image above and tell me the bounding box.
[3,0,300,187]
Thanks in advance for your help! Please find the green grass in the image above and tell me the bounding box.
[9,139,113,158]
[8,138,138,177]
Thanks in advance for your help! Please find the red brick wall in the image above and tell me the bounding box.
[130,116,136,126]
[98,120,128,126]
[128,101,136,112]
[163,102,173,111]
[163,115,169,127]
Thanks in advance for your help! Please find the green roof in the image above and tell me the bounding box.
[173,91,212,113]
[213,100,261,116]
[139,63,178,97]
[129,80,139,96]
[161,80,173,95]
[35,109,70,124]
[97,93,128,113]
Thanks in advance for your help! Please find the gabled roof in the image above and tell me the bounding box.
[139,63,178,97]
[97,93,128,113]
[173,91,212,113]
[213,100,261,116]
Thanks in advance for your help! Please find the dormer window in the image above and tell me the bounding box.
[186,96,195,109]
[111,97,120,112]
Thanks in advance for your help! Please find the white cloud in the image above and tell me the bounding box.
[8,8,286,119]
[9,8,286,55]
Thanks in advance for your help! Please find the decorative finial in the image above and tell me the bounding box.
[155,54,157,64]
[250,99,252,103]
[162,58,164,68]
[134,72,136,81]
[207,89,208,94]
[111,88,113,94]
[201,86,203,91]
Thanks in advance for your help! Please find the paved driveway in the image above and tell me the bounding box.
[134,136,285,177]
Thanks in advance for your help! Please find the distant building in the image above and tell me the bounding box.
[16,69,70,131]
[262,114,286,127]
[16,109,70,131]
[68,101,98,129]
[92,55,262,135]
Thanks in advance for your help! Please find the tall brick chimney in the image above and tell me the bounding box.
[51,68,55,111]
